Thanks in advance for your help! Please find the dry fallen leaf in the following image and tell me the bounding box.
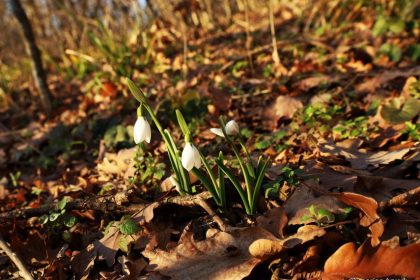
[284,186,346,225]
[143,227,276,280]
[319,139,412,169]
[335,192,384,246]
[256,207,288,238]
[97,147,136,180]
[249,225,326,259]
[323,239,420,279]
[270,95,303,120]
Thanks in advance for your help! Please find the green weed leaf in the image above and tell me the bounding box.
[119,216,140,235]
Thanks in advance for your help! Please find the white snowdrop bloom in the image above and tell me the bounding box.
[225,120,239,135]
[133,116,151,144]
[181,143,202,171]
[210,120,239,137]
[210,128,224,137]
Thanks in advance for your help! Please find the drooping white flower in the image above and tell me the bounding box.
[225,120,239,135]
[133,116,151,144]
[210,120,240,137]
[210,128,224,137]
[181,143,202,171]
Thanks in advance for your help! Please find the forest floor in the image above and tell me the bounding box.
[0,6,419,280]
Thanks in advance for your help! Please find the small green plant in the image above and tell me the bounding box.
[132,144,166,188]
[301,205,353,226]
[106,216,141,253]
[39,197,77,229]
[127,79,271,214]
[264,166,301,199]
[301,205,335,226]
[212,117,270,215]
[291,104,342,131]
[128,79,193,195]
[9,171,21,187]
[379,43,402,62]
[332,116,374,139]
[403,121,419,141]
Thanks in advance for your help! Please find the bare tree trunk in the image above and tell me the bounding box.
[9,0,52,115]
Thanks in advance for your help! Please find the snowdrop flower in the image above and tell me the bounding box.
[181,143,202,171]
[225,120,239,135]
[210,127,224,137]
[134,116,151,144]
[210,120,239,137]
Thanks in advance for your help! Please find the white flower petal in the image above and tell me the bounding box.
[193,146,202,169]
[210,128,224,137]
[225,120,239,136]
[182,143,196,171]
[134,117,151,144]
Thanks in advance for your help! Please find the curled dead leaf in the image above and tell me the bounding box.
[249,225,326,259]
[143,227,276,280]
[335,192,384,246]
[249,239,283,259]
[323,240,420,279]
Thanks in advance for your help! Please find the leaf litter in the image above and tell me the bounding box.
[1,2,420,280]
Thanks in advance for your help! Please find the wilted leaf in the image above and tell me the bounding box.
[97,147,136,179]
[297,75,333,91]
[319,139,411,169]
[335,192,384,246]
[380,97,420,124]
[70,243,96,280]
[271,95,303,120]
[284,186,346,225]
[256,207,288,238]
[143,227,276,280]
[249,225,326,259]
[323,240,420,279]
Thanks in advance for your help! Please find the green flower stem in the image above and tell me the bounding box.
[217,159,251,214]
[143,102,190,194]
[127,79,191,194]
[192,168,221,206]
[219,117,255,203]
[238,137,256,181]
[165,130,191,194]
[250,158,269,214]
[218,152,226,210]
[198,150,219,194]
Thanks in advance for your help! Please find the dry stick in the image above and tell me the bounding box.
[0,122,42,155]
[0,191,215,221]
[268,0,286,74]
[379,186,420,210]
[195,199,227,232]
[162,191,227,231]
[243,0,254,75]
[0,235,34,280]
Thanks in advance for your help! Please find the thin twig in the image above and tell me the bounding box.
[0,234,34,280]
[195,198,227,232]
[379,186,420,210]
[0,191,214,220]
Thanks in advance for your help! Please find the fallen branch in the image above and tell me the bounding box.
[0,191,215,220]
[0,234,34,280]
[0,196,132,220]
[379,186,420,210]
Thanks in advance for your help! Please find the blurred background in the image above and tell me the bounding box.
[0,0,419,174]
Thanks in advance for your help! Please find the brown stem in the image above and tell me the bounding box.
[0,234,34,280]
[379,186,420,210]
[9,0,52,115]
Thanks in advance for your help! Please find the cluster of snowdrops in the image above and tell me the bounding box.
[127,79,270,215]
